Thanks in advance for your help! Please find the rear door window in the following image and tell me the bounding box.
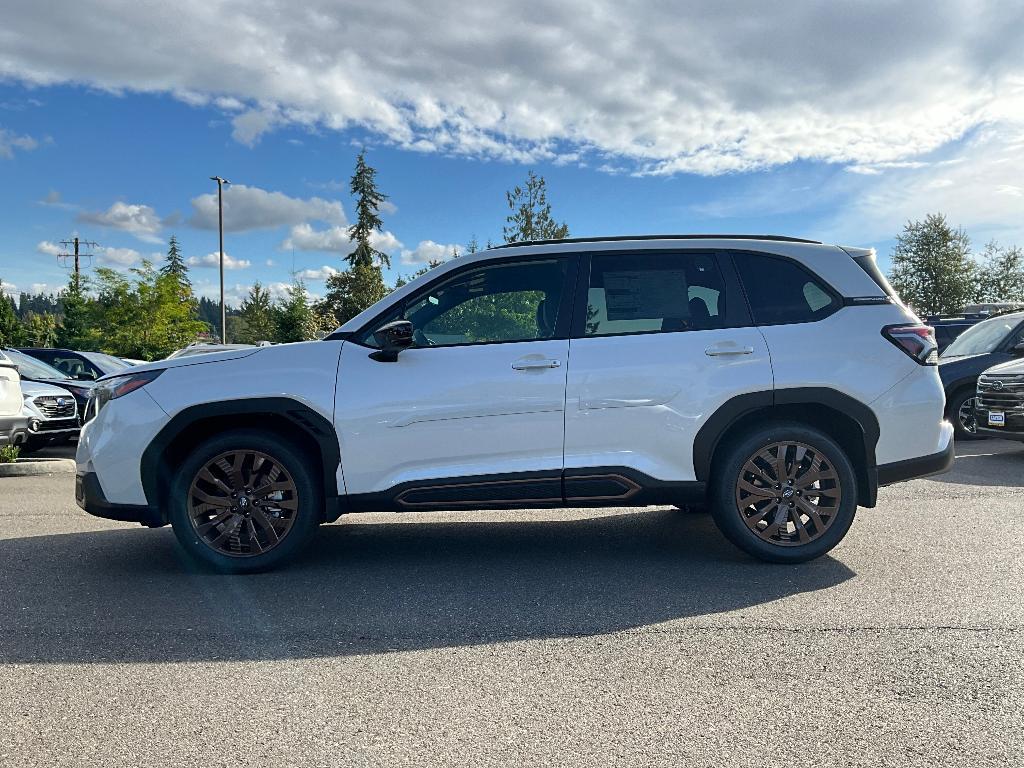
[733,252,840,325]
[584,252,728,337]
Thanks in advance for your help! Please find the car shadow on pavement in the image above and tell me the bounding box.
[0,508,854,664]
[931,439,1024,488]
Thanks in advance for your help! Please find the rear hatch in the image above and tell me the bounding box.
[0,354,23,417]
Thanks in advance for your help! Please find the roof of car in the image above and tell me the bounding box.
[495,234,821,249]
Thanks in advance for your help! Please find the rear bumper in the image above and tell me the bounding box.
[0,414,29,446]
[75,471,164,527]
[876,437,955,486]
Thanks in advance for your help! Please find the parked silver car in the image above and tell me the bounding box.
[0,350,29,449]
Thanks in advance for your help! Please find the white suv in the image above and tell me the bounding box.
[76,235,953,572]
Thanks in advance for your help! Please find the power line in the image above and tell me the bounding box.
[57,237,99,287]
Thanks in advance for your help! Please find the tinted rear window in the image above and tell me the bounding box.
[734,252,840,325]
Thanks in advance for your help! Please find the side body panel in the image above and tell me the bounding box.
[334,339,570,494]
[563,329,773,481]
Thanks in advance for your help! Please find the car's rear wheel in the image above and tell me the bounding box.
[168,430,321,573]
[948,389,981,440]
[709,423,858,563]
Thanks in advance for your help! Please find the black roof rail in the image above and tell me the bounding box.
[494,234,822,249]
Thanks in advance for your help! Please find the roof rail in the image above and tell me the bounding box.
[494,234,822,249]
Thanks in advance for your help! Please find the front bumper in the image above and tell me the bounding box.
[75,471,164,527]
[876,433,956,486]
[974,404,1024,442]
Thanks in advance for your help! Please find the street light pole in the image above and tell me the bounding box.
[209,175,231,344]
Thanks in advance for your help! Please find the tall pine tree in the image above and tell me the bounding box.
[346,151,390,268]
[0,281,22,346]
[160,235,192,296]
[503,171,570,244]
[56,272,93,350]
[236,282,277,343]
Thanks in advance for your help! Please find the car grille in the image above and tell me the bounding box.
[33,395,78,419]
[977,374,1024,411]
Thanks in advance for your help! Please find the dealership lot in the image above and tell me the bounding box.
[1,441,1022,767]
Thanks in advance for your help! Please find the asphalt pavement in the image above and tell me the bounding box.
[1,440,1022,767]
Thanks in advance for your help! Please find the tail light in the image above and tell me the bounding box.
[882,324,938,365]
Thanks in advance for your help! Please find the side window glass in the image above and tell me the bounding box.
[585,252,726,337]
[734,252,839,325]
[362,259,567,348]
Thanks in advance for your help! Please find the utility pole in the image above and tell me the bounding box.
[58,237,98,288]
[209,176,231,343]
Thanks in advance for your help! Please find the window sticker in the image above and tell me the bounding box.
[603,270,689,321]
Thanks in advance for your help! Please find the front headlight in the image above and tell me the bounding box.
[90,369,164,419]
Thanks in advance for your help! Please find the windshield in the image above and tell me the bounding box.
[81,351,131,372]
[941,315,1021,358]
[3,349,72,380]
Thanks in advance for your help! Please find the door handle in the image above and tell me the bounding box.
[512,359,562,370]
[705,345,754,357]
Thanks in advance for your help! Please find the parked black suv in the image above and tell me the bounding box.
[937,311,1024,438]
[975,358,1024,441]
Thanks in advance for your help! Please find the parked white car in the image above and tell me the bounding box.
[76,235,953,572]
[0,350,29,449]
[21,379,79,452]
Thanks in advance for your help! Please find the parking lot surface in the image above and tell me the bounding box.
[1,440,1022,767]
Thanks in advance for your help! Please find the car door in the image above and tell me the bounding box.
[563,250,773,491]
[335,254,576,506]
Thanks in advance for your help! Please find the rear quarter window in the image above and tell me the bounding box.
[733,252,840,325]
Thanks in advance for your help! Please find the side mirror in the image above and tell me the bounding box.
[1012,341,1024,356]
[76,372,96,381]
[370,320,414,362]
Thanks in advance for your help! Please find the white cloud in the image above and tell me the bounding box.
[1,281,17,297]
[281,223,401,255]
[2,1,1021,176]
[189,184,347,232]
[36,240,62,256]
[818,121,1024,252]
[97,246,143,266]
[400,240,461,266]
[79,201,163,241]
[296,265,339,281]
[37,189,76,209]
[0,127,39,158]
[187,252,252,269]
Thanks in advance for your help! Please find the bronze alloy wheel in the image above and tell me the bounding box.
[733,441,842,547]
[957,396,978,435]
[187,450,299,557]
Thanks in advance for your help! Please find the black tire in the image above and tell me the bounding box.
[947,388,982,441]
[168,429,321,573]
[709,422,858,564]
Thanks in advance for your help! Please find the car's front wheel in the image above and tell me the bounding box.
[168,430,321,573]
[948,389,981,440]
[709,423,858,563]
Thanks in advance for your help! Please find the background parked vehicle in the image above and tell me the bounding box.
[926,315,983,353]
[974,357,1024,441]
[20,379,79,452]
[17,348,131,380]
[938,311,1024,439]
[0,350,29,450]
[1,349,95,424]
[165,343,257,359]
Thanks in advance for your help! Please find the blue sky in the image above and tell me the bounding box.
[1,1,1022,305]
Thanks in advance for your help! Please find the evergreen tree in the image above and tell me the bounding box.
[888,213,975,316]
[56,273,93,350]
[21,312,58,347]
[466,235,479,254]
[275,279,314,343]
[236,282,277,343]
[503,171,570,244]
[0,282,23,346]
[159,234,192,294]
[319,263,388,326]
[346,150,390,268]
[976,241,1024,303]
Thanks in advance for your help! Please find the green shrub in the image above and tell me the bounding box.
[0,445,20,463]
